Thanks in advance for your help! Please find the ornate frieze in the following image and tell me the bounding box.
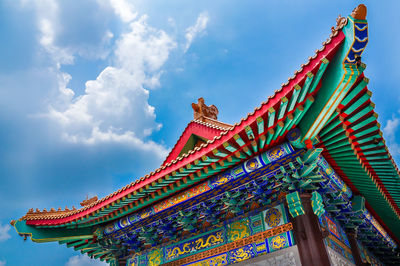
[126,204,294,265]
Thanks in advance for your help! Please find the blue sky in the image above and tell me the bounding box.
[0,1,399,265]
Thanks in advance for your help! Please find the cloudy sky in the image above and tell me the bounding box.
[0,0,399,265]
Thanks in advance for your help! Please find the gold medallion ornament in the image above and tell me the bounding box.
[245,159,259,171]
[270,235,287,250]
[265,207,282,228]
[267,146,285,160]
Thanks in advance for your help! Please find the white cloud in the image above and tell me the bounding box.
[35,0,74,66]
[0,260,5,266]
[108,0,137,22]
[184,12,209,52]
[65,255,107,266]
[41,7,174,160]
[383,113,400,157]
[0,222,11,242]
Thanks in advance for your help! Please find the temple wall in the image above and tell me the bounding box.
[126,203,297,266]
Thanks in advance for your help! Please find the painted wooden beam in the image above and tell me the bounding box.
[277,97,289,121]
[233,134,246,147]
[259,134,267,150]
[278,113,294,137]
[291,95,315,128]
[266,128,275,146]
[272,121,284,141]
[298,72,314,103]
[223,142,238,153]
[339,91,372,116]
[256,116,265,135]
[309,58,329,93]
[267,107,275,128]
[245,126,255,141]
[288,84,302,112]
[283,105,304,134]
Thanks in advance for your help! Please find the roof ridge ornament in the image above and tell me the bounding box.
[191,97,219,121]
[80,195,98,207]
[331,15,348,35]
[351,4,367,20]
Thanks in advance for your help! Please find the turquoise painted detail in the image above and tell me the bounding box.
[311,191,325,218]
[301,15,368,142]
[286,192,305,218]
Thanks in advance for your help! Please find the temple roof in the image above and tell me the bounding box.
[13,5,400,248]
[16,24,344,224]
[163,117,233,165]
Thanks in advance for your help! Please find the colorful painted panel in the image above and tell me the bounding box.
[231,164,245,178]
[267,232,293,252]
[325,237,354,264]
[209,173,234,188]
[226,218,251,243]
[164,229,225,262]
[243,157,262,173]
[326,216,340,239]
[263,204,287,230]
[126,204,294,266]
[320,213,350,248]
[254,241,267,254]
[249,213,263,234]
[127,256,137,266]
[262,144,288,163]
[147,248,163,266]
[229,244,256,263]
[185,253,229,266]
[154,182,210,213]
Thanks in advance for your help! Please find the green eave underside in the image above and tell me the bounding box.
[13,220,93,243]
[325,146,400,240]
[317,82,400,240]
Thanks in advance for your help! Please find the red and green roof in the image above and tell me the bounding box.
[12,5,400,251]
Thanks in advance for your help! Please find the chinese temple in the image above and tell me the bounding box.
[11,4,400,266]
